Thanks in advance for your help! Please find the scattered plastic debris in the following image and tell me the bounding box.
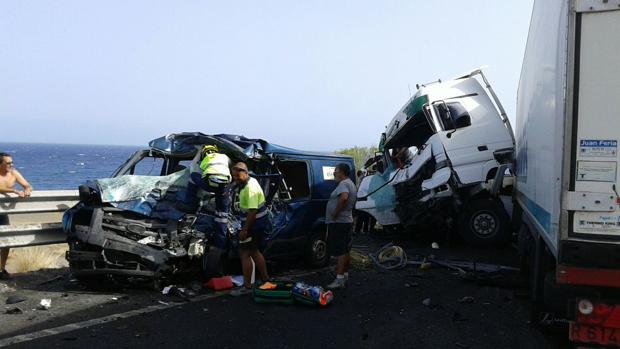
[161,285,193,301]
[422,298,432,307]
[431,242,440,249]
[231,275,244,287]
[6,295,27,305]
[38,299,52,310]
[161,286,174,295]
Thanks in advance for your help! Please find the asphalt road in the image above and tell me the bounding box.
[1,233,568,349]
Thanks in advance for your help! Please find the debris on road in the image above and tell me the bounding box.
[458,296,475,304]
[231,275,244,287]
[5,307,23,314]
[292,282,333,307]
[38,298,52,310]
[206,276,233,291]
[369,243,407,270]
[350,249,373,270]
[422,298,432,307]
[0,283,15,294]
[431,242,440,249]
[38,275,64,286]
[6,294,27,304]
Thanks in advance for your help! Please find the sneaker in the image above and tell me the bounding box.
[326,278,346,290]
[230,286,253,297]
[0,269,11,280]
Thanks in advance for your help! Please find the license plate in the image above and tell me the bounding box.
[570,323,620,346]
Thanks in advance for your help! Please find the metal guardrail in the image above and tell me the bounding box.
[0,190,79,248]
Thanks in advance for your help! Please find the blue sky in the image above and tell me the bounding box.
[0,1,533,151]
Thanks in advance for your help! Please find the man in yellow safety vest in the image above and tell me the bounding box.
[179,145,232,249]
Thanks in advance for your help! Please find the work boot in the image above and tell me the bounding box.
[326,277,346,290]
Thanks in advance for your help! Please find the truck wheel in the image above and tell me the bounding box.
[458,198,511,247]
[305,230,329,268]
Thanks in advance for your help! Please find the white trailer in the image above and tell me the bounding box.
[515,0,620,346]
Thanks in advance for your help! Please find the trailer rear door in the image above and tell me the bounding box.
[569,8,620,239]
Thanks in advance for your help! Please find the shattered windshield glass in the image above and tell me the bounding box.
[97,169,189,217]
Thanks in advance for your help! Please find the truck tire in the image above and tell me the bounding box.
[305,230,329,268]
[458,198,511,247]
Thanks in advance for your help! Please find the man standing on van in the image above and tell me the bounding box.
[326,163,356,290]
[0,153,32,279]
[179,145,231,249]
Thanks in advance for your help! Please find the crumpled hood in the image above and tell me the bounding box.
[148,132,269,161]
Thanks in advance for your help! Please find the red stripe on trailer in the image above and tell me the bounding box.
[557,266,620,288]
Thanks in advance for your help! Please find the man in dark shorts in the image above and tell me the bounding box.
[0,153,32,279]
[326,163,357,289]
[229,162,270,296]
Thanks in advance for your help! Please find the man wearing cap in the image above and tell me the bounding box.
[230,162,270,296]
[179,145,232,250]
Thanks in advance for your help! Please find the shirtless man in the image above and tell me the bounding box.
[0,153,32,279]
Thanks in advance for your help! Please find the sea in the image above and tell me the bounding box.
[0,142,142,190]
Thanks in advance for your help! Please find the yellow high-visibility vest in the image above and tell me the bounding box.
[199,153,231,183]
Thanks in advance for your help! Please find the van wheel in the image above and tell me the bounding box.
[458,198,511,247]
[305,230,329,268]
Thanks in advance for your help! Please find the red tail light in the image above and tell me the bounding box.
[576,300,620,327]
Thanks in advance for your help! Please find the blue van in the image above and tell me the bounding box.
[63,133,355,283]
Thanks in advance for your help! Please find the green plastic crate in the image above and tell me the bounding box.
[252,281,294,305]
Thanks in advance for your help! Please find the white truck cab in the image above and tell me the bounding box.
[357,69,515,246]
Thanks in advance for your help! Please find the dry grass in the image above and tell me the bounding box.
[6,244,69,273]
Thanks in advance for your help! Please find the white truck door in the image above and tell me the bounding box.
[435,78,514,184]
